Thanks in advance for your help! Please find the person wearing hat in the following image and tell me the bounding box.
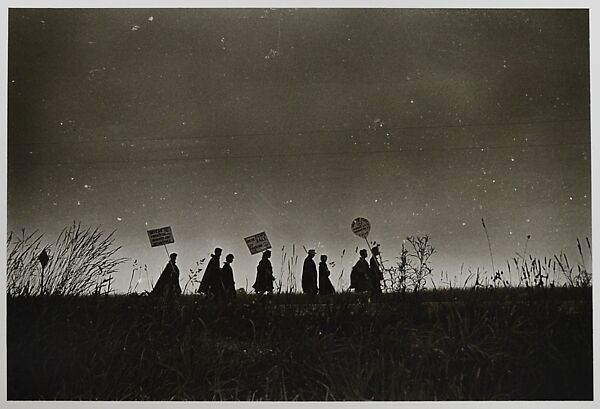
[221,253,236,299]
[302,249,318,295]
[253,250,275,294]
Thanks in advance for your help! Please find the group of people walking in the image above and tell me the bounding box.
[349,246,384,295]
[301,246,383,295]
[197,248,237,299]
[152,245,385,298]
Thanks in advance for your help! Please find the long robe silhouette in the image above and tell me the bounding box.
[253,255,274,294]
[369,256,383,295]
[318,261,335,295]
[302,254,318,294]
[221,261,236,299]
[350,255,370,293]
[152,256,181,298]
[198,253,223,297]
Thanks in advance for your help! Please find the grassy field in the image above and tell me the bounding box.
[7,287,592,401]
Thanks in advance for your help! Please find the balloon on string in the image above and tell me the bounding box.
[351,217,371,239]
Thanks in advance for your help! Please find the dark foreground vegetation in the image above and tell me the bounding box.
[7,287,592,401]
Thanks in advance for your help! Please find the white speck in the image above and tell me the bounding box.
[29,151,33,154]
[131,25,140,31]
[77,200,81,206]
[59,122,63,126]
[148,16,154,22]
[265,48,279,59]
[510,157,515,162]
[374,199,378,203]
[233,192,238,195]
[144,222,148,226]
[462,222,466,226]
[40,20,45,24]
[117,217,122,221]
[569,196,573,201]
[410,99,414,104]
[70,177,75,181]
[526,218,530,223]
[83,184,91,189]
[509,231,513,235]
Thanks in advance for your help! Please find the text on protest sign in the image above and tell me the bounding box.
[351,217,371,239]
[244,231,272,255]
[147,226,175,247]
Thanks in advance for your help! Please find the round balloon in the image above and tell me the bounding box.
[351,217,371,239]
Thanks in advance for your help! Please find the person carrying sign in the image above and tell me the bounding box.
[221,253,236,299]
[369,246,384,296]
[198,248,223,298]
[152,253,181,299]
[252,250,274,294]
[350,249,371,293]
[318,254,335,295]
[302,249,318,295]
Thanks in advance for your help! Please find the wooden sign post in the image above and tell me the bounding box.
[147,226,175,258]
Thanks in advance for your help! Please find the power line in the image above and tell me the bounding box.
[9,140,589,167]
[9,117,590,147]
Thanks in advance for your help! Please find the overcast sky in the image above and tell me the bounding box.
[8,8,590,292]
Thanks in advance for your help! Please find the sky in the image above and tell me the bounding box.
[7,8,590,292]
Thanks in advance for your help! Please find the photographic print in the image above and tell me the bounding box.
[6,7,592,401]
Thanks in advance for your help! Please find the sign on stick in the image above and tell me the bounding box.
[351,217,371,239]
[147,226,175,247]
[244,231,272,255]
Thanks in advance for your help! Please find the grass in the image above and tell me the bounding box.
[7,287,592,400]
[7,222,126,296]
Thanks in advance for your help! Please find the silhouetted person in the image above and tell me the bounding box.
[253,250,274,294]
[369,246,384,295]
[302,249,318,294]
[152,253,181,298]
[318,254,335,295]
[198,248,223,298]
[221,253,236,299]
[350,249,371,293]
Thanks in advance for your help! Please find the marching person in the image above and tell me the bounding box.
[369,246,384,295]
[198,247,223,298]
[221,253,236,299]
[318,254,335,295]
[252,250,275,294]
[302,249,318,295]
[152,252,181,298]
[350,249,371,293]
